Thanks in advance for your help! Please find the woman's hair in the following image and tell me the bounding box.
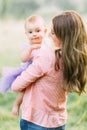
[52,10,87,94]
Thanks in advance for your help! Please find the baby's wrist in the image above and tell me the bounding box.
[27,46,33,52]
[30,46,36,51]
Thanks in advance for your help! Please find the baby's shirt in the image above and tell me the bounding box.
[21,37,52,64]
[20,42,35,69]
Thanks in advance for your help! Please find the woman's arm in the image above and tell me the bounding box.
[11,48,50,92]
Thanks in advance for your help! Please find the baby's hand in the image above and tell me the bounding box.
[31,44,41,50]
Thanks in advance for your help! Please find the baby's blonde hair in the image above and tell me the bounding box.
[24,15,46,30]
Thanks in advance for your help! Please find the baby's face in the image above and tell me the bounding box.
[25,20,46,44]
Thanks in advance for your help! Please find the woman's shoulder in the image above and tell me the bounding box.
[34,42,55,67]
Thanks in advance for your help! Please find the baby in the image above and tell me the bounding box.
[0,15,47,116]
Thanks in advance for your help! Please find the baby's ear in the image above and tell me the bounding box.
[45,28,47,33]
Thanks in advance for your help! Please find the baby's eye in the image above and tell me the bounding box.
[28,31,32,34]
[36,29,40,32]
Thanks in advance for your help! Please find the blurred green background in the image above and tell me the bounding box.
[0,0,87,130]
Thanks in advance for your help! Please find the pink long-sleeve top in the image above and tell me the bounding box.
[11,43,68,128]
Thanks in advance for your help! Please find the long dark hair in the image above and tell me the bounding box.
[53,10,87,94]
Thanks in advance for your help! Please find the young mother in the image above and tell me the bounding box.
[11,10,87,130]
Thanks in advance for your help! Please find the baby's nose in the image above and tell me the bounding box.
[33,32,37,36]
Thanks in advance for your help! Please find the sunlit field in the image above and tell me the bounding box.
[0,20,25,70]
[0,20,87,130]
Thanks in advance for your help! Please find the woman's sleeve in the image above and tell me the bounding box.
[11,50,50,92]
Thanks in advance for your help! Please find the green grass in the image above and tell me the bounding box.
[0,20,87,130]
[0,93,20,130]
[67,93,87,130]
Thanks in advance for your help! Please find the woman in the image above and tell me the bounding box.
[11,10,87,130]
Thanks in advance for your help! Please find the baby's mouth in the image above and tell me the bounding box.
[33,37,39,40]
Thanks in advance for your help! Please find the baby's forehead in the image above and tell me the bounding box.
[28,20,44,25]
[26,21,45,29]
